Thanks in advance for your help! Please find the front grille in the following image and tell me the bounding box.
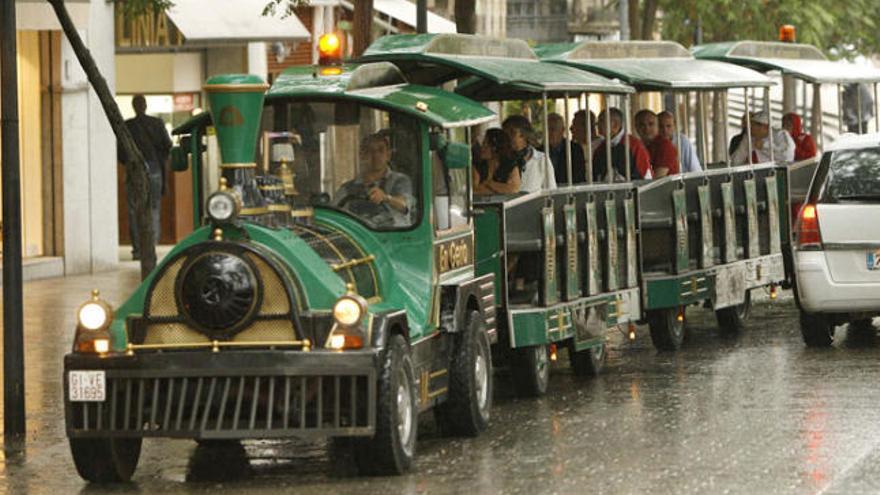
[68,373,374,439]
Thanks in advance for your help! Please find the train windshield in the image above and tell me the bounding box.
[260,101,422,230]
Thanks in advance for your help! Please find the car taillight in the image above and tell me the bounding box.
[795,203,822,249]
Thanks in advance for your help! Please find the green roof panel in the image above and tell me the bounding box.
[361,33,633,97]
[539,41,773,90]
[693,41,880,84]
[268,64,496,128]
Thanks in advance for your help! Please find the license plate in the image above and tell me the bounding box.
[68,371,106,402]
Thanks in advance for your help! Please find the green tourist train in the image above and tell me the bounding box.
[62,33,880,483]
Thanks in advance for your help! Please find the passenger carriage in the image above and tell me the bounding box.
[537,40,787,348]
[64,59,503,480]
[361,34,641,396]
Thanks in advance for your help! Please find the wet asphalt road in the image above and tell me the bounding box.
[3,267,880,494]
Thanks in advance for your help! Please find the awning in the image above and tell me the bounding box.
[311,0,457,33]
[15,0,89,30]
[165,0,310,45]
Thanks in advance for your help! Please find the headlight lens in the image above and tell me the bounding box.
[333,296,364,326]
[78,302,109,330]
[207,192,238,222]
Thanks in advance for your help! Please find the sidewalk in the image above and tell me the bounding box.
[0,265,143,493]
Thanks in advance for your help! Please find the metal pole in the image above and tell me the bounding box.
[874,83,879,132]
[857,82,864,134]
[564,93,572,187]
[542,92,551,189]
[585,93,593,184]
[765,87,774,163]
[416,0,427,33]
[837,83,844,134]
[676,93,683,170]
[619,0,629,41]
[1,0,26,440]
[744,87,753,165]
[604,95,613,183]
[622,95,631,182]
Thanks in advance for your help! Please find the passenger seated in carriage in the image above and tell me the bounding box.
[474,128,522,195]
[730,110,795,165]
[502,115,557,192]
[782,112,817,161]
[658,111,702,173]
[541,113,587,184]
[334,132,414,227]
[635,109,679,178]
[571,109,603,156]
[593,107,653,181]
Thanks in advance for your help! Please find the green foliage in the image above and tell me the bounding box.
[114,0,174,19]
[657,0,880,58]
[261,0,311,17]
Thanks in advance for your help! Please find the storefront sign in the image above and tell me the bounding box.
[115,8,183,50]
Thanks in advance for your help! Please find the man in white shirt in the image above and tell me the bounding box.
[502,115,557,192]
[658,111,702,173]
[730,110,795,165]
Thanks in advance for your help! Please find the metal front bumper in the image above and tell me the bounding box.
[64,350,377,440]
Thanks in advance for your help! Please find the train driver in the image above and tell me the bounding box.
[334,132,414,227]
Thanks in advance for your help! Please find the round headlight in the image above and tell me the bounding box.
[79,302,109,330]
[207,192,238,222]
[333,297,364,326]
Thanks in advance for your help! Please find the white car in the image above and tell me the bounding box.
[794,133,880,346]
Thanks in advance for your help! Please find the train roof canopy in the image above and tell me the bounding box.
[267,63,496,128]
[692,41,880,84]
[360,33,634,99]
[538,41,773,90]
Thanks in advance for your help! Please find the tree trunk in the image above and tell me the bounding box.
[352,0,373,57]
[641,0,659,40]
[47,0,156,279]
[455,0,477,34]
[627,0,638,40]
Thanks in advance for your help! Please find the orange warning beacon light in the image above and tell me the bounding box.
[779,25,796,43]
[318,32,342,66]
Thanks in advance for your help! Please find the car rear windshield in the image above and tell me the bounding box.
[818,146,880,203]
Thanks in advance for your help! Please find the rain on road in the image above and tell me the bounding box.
[3,267,880,494]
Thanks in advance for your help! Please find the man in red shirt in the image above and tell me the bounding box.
[635,109,679,178]
[593,107,653,181]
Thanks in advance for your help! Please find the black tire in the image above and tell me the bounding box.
[69,437,142,483]
[569,341,606,377]
[435,310,493,437]
[354,334,417,475]
[715,291,752,334]
[511,344,550,397]
[800,311,834,347]
[648,306,686,351]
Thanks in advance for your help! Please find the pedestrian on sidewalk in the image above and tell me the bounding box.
[118,95,172,260]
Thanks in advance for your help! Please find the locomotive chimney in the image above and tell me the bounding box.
[204,74,270,218]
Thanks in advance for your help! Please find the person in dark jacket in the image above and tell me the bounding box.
[541,112,586,185]
[118,95,172,260]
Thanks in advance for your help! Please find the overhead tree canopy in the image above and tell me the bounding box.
[625,0,880,59]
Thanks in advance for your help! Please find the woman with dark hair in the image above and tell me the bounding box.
[474,128,522,195]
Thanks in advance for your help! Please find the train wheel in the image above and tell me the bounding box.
[435,310,493,437]
[569,341,606,377]
[800,311,834,348]
[511,344,550,397]
[355,334,417,475]
[648,306,686,351]
[69,437,142,482]
[715,291,752,334]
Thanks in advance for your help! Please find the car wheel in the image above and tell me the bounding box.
[435,310,493,437]
[511,344,550,397]
[69,437,142,483]
[648,306,686,351]
[354,334,417,475]
[569,341,606,377]
[715,291,752,334]
[800,311,834,347]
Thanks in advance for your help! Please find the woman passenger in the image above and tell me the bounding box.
[782,112,817,161]
[474,128,522,195]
